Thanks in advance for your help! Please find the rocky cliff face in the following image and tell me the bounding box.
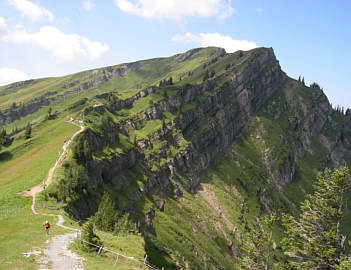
[65,48,288,218]
[271,82,333,186]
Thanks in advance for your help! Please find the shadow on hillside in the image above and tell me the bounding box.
[144,237,177,270]
[0,151,13,162]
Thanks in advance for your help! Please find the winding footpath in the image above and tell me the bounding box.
[23,119,85,270]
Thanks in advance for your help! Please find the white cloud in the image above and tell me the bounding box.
[9,0,54,22]
[218,5,235,19]
[0,17,9,37]
[0,67,29,86]
[1,26,110,61]
[172,32,258,53]
[83,0,94,11]
[255,7,263,14]
[115,0,235,20]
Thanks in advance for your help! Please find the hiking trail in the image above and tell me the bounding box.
[23,118,85,270]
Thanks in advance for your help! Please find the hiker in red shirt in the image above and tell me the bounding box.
[43,220,51,235]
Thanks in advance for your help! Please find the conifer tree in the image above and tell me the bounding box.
[94,192,117,232]
[47,107,52,120]
[25,123,31,139]
[281,167,350,270]
[238,214,277,270]
[73,135,91,165]
[114,213,137,235]
[133,135,137,147]
[80,219,102,251]
[0,129,13,152]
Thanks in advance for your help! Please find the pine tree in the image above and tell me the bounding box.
[281,167,350,270]
[47,107,52,120]
[0,129,13,152]
[114,213,137,235]
[94,192,117,232]
[238,214,277,270]
[133,135,137,147]
[80,219,103,251]
[73,134,91,165]
[25,123,31,139]
[301,76,305,86]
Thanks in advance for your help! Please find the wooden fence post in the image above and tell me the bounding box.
[142,254,147,270]
[97,246,103,256]
[114,255,119,266]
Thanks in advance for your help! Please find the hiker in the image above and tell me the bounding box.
[43,220,51,235]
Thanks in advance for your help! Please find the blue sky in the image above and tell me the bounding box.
[0,0,350,108]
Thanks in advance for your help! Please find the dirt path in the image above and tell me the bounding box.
[23,120,84,214]
[22,119,85,270]
[39,233,84,270]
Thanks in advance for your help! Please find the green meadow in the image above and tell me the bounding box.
[0,114,79,269]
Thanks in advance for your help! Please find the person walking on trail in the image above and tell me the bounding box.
[43,220,51,236]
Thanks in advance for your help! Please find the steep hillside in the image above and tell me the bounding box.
[0,47,224,132]
[1,47,350,269]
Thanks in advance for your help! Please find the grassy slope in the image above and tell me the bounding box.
[0,113,81,269]
[72,231,148,270]
[0,210,68,270]
[0,114,78,206]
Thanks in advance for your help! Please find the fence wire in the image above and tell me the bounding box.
[75,232,160,270]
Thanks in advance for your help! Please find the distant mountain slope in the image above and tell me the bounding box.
[0,47,224,132]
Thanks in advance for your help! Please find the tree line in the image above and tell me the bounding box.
[238,167,351,270]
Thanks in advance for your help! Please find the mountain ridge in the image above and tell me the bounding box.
[0,46,350,269]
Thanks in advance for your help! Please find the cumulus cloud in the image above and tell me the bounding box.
[83,0,94,11]
[9,0,54,22]
[172,32,258,53]
[115,0,235,20]
[0,67,29,86]
[0,17,9,37]
[1,26,109,61]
